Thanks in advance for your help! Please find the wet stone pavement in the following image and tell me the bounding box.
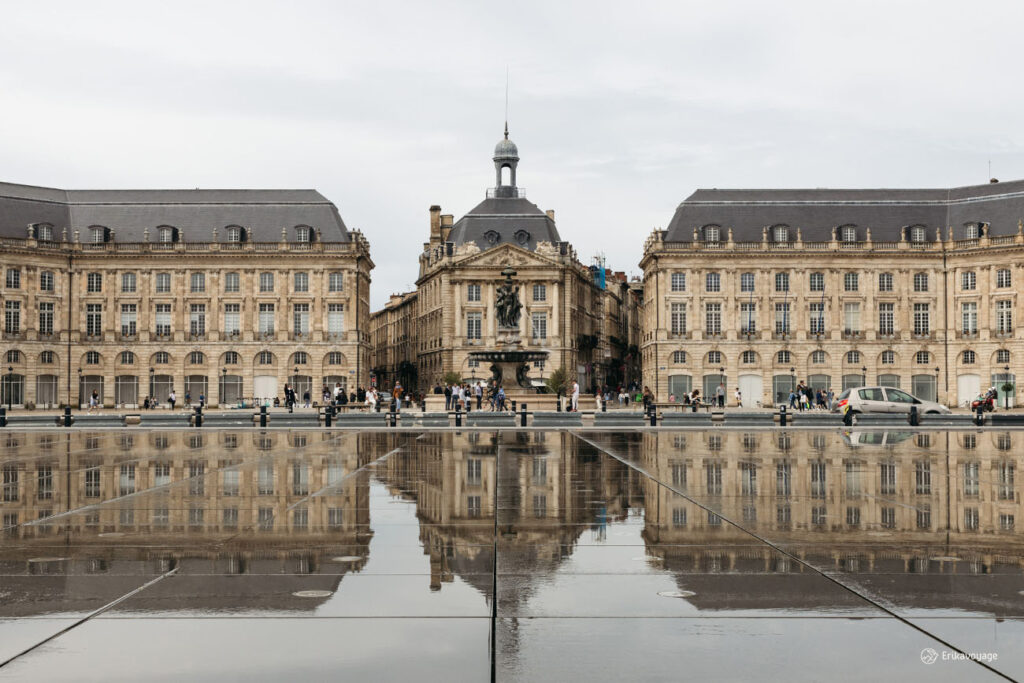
[0,428,1020,681]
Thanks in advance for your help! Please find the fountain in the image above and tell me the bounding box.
[468,267,548,392]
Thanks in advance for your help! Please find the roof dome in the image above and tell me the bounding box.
[493,123,519,161]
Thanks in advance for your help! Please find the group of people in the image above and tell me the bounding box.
[788,382,834,411]
[434,378,584,412]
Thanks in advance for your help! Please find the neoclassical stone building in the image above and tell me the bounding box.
[0,182,372,408]
[372,128,640,393]
[641,180,1024,407]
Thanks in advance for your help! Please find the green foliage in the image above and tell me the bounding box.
[545,366,569,395]
[1001,382,1015,393]
[443,371,462,386]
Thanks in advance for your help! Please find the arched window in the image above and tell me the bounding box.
[258,351,275,365]
[85,351,101,365]
[996,349,1010,364]
[880,350,895,365]
[840,225,857,242]
[741,350,757,364]
[915,351,930,364]
[153,351,169,365]
[120,351,135,364]
[672,351,686,364]
[327,352,343,365]
[846,350,860,364]
[776,350,791,364]
[293,351,308,365]
[707,350,722,364]
[40,351,55,364]
[811,350,826,364]
[962,350,976,364]
[5,350,19,364]
[223,351,239,365]
[189,351,204,364]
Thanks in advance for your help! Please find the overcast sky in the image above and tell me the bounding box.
[3,1,1023,308]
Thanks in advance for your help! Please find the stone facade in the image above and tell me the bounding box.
[0,183,372,408]
[370,290,418,390]
[641,181,1024,407]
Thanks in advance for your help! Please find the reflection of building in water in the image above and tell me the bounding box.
[0,430,383,615]
[639,430,1024,608]
[376,431,635,592]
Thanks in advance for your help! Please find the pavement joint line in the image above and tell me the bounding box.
[570,431,1016,682]
[0,566,179,670]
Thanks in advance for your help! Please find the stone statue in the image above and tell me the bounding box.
[495,267,522,329]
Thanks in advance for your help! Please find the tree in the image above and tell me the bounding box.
[545,366,569,395]
[443,371,462,386]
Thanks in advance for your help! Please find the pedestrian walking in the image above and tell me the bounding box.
[571,380,580,412]
[168,389,176,410]
[716,382,726,408]
[734,387,742,408]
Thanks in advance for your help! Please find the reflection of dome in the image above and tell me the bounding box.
[493,137,519,161]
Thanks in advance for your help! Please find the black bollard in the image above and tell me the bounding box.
[520,402,527,427]
[556,392,562,412]
[974,404,985,426]
[194,405,202,428]
[376,400,381,413]
[779,404,787,427]
[0,406,6,428]
[63,406,72,427]
[455,405,462,427]
[691,401,697,413]
[601,396,607,413]
[908,405,919,427]
[649,407,657,427]
[259,404,267,428]
[325,405,333,428]
[389,410,397,427]
[510,399,517,414]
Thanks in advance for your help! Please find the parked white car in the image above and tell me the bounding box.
[832,386,951,415]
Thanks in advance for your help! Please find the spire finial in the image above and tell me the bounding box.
[504,121,509,140]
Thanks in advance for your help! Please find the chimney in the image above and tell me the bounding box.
[546,209,555,221]
[440,214,454,243]
[429,205,442,244]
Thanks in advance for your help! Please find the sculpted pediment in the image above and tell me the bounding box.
[455,243,560,269]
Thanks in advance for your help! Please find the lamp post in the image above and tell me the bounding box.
[77,368,83,408]
[221,367,227,407]
[149,368,154,404]
[1003,365,1011,410]
[861,366,867,387]
[6,366,12,411]
[934,366,940,404]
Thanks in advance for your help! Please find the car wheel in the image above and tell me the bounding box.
[925,410,938,415]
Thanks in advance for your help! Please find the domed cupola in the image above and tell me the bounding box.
[492,123,519,197]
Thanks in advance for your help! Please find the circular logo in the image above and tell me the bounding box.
[920,648,939,665]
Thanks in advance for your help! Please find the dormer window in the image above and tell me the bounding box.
[483,230,501,245]
[703,225,720,243]
[773,225,789,243]
[909,225,926,243]
[513,229,530,246]
[964,222,984,240]
[158,227,174,243]
[90,227,105,244]
[840,225,857,242]
[227,226,242,243]
[296,226,311,243]
[36,224,53,241]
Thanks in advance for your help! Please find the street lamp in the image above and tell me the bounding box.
[1003,365,1011,410]
[149,368,154,404]
[6,366,12,411]
[861,366,867,385]
[221,367,227,407]
[77,367,83,408]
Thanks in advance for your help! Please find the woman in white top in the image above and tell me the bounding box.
[366,388,377,412]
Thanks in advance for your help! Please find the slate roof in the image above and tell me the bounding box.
[665,179,1024,243]
[448,196,561,252]
[0,181,350,242]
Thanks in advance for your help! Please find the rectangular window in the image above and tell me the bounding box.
[963,462,979,497]
[5,269,19,289]
[706,463,722,495]
[224,304,240,335]
[259,273,274,292]
[998,463,1015,501]
[293,303,310,335]
[121,272,136,293]
[328,272,344,292]
[915,461,931,495]
[809,302,824,334]
[705,303,721,336]
[810,462,826,499]
[467,496,481,517]
[466,312,482,340]
[120,304,137,336]
[38,303,53,336]
[705,272,720,292]
[913,303,930,336]
[84,467,100,498]
[843,302,860,333]
[155,304,171,336]
[4,301,20,335]
[740,463,757,495]
[119,464,136,496]
[258,463,274,495]
[531,312,547,340]
[37,465,53,500]
[294,272,309,293]
[997,300,1013,334]
[467,284,481,302]
[670,303,686,336]
[740,302,756,334]
[189,304,206,336]
[292,463,309,495]
[739,272,754,292]
[467,459,482,486]
[155,272,170,293]
[878,303,894,336]
[844,273,858,292]
[997,269,1012,288]
[3,465,19,502]
[190,272,205,293]
[961,271,976,290]
[87,272,102,293]
[878,272,893,292]
[154,463,170,487]
[809,272,824,292]
[880,463,896,495]
[964,507,979,530]
[258,303,275,334]
[224,272,240,293]
[960,301,978,334]
[39,271,54,292]
[671,273,686,292]
[533,283,546,301]
[881,507,896,528]
[85,303,102,336]
[328,303,344,335]
[776,463,791,496]
[774,303,790,335]
[774,272,789,292]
